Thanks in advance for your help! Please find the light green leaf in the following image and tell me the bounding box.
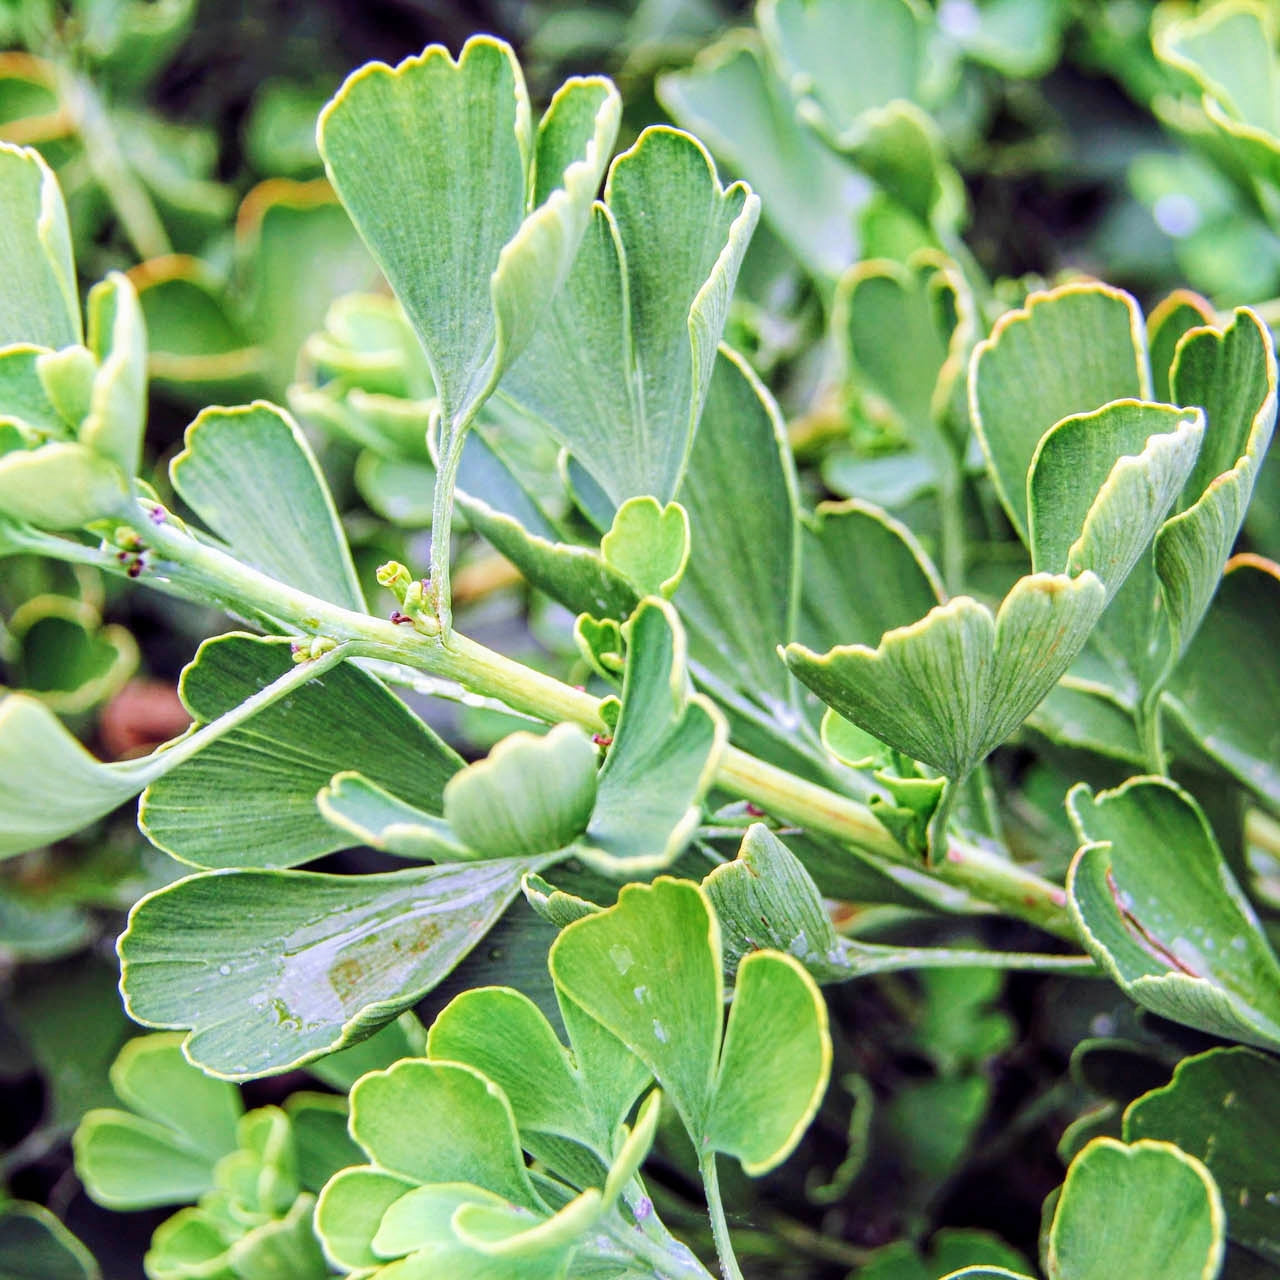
[786,571,1105,780]
[676,345,799,709]
[444,723,598,859]
[79,273,147,477]
[0,142,80,349]
[1028,401,1204,601]
[970,283,1149,540]
[318,772,469,862]
[314,1168,417,1271]
[0,441,128,528]
[372,1184,509,1259]
[0,1203,99,1280]
[1125,1046,1280,1264]
[798,499,943,655]
[170,401,365,611]
[551,878,720,1141]
[74,1033,242,1209]
[427,987,607,1153]
[581,598,726,873]
[1068,777,1280,1050]
[349,1059,540,1209]
[140,634,461,869]
[500,126,759,510]
[0,345,69,438]
[551,877,831,1174]
[1163,557,1280,809]
[860,1228,1030,1280]
[836,253,973,461]
[305,1012,427,1092]
[1045,1138,1224,1280]
[760,0,924,137]
[1146,289,1214,404]
[118,857,550,1078]
[600,497,690,599]
[657,32,865,282]
[1156,308,1277,658]
[0,636,361,861]
[286,1093,362,1191]
[318,38,618,428]
[705,949,829,1174]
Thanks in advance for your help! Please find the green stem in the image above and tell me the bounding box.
[1138,692,1167,776]
[699,1153,744,1280]
[53,63,171,261]
[429,415,464,637]
[114,509,1079,940]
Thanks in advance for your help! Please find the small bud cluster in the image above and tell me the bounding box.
[290,636,339,664]
[375,561,442,637]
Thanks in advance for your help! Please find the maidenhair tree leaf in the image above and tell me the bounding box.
[551,877,830,1174]
[1164,556,1280,809]
[170,402,365,611]
[79,273,147,478]
[0,142,80,349]
[118,856,551,1078]
[140,634,461,869]
[500,126,759,510]
[349,1059,539,1209]
[0,1203,100,1280]
[0,441,129,529]
[317,772,469,862]
[73,1033,242,1209]
[1028,401,1204,600]
[675,346,799,708]
[1156,308,1278,658]
[970,283,1149,539]
[0,638,360,860]
[787,572,1104,780]
[657,32,865,282]
[1146,289,1214,404]
[444,723,598,858]
[318,38,618,429]
[1125,1047,1280,1264]
[797,499,943,656]
[1045,1138,1224,1280]
[582,598,726,873]
[600,497,690,598]
[1068,777,1280,1050]
[704,950,830,1174]
[760,0,924,140]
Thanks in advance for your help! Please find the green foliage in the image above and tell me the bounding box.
[5,7,1280,1277]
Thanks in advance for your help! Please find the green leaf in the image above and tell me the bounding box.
[1067,777,1280,1050]
[1125,1046,1280,1264]
[1164,557,1280,810]
[170,402,365,611]
[499,126,759,509]
[118,857,550,1078]
[444,723,598,858]
[550,877,831,1173]
[786,571,1105,780]
[73,1033,242,1209]
[760,0,924,137]
[140,634,461,869]
[657,32,865,282]
[0,1203,99,1280]
[1156,308,1277,659]
[1146,289,1214,404]
[600,497,690,598]
[971,283,1150,540]
[0,345,69,438]
[350,1058,540,1208]
[286,1093,363,1192]
[580,598,726,873]
[427,986,648,1159]
[318,772,469,862]
[0,143,80,349]
[78,272,147,478]
[836,253,973,462]
[318,39,619,429]
[705,949,830,1174]
[0,635,360,860]
[1028,401,1204,601]
[860,1229,1030,1280]
[798,499,943,654]
[0,441,129,529]
[676,346,799,709]
[1045,1138,1224,1280]
[314,1168,417,1271]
